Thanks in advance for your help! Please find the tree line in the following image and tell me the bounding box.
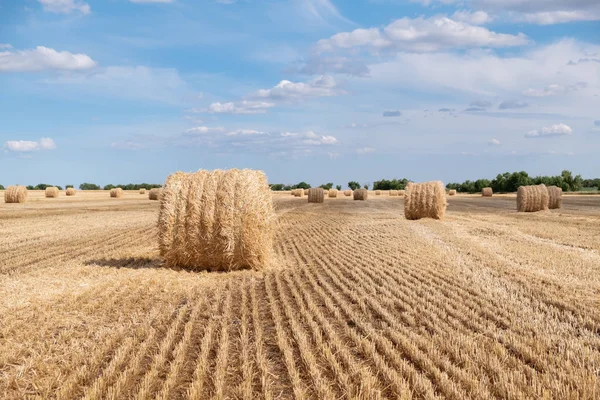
[446,170,589,193]
[269,182,370,191]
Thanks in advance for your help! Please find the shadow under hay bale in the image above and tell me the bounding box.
[404,181,447,220]
[517,184,549,212]
[4,186,27,203]
[308,188,324,203]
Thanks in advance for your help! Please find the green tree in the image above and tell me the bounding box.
[79,183,101,190]
[348,181,361,190]
[295,182,311,189]
[26,185,35,190]
[319,183,333,190]
[65,185,74,189]
[336,185,341,191]
[103,184,115,190]
[0,184,4,190]
[363,183,369,190]
[270,183,284,191]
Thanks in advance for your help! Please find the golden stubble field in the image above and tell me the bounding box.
[1,190,599,399]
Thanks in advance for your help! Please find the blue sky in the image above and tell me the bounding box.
[1,0,599,187]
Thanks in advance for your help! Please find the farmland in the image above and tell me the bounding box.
[1,191,599,399]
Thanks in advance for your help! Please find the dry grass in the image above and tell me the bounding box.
[353,189,368,201]
[110,188,123,198]
[66,188,77,196]
[548,186,563,209]
[1,192,600,399]
[158,169,275,271]
[404,181,447,220]
[148,188,161,201]
[308,188,324,203]
[517,184,549,212]
[4,186,27,203]
[45,187,59,198]
[328,189,338,198]
[482,187,493,197]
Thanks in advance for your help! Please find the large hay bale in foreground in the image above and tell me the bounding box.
[45,187,59,198]
[404,181,447,220]
[482,187,493,197]
[448,190,456,196]
[139,188,146,194]
[390,190,398,197]
[353,189,368,201]
[110,188,123,198]
[547,186,563,209]
[149,188,161,200]
[375,190,381,196]
[517,184,549,212]
[4,186,27,203]
[343,190,352,196]
[158,169,275,271]
[308,188,324,203]
[66,188,76,196]
[328,189,338,198]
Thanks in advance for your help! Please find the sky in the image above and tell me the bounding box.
[1,0,599,187]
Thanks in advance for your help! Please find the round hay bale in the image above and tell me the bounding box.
[4,186,27,203]
[139,188,147,194]
[45,187,59,198]
[66,188,76,196]
[343,190,352,196]
[303,189,309,195]
[323,189,329,196]
[353,189,368,201]
[482,187,493,197]
[389,190,398,197]
[308,188,324,203]
[328,189,338,198]
[517,184,549,212]
[149,188,161,200]
[375,190,381,195]
[398,190,405,196]
[158,169,275,271]
[448,189,456,196]
[294,189,303,197]
[547,186,563,209]
[110,188,123,198]
[404,181,447,220]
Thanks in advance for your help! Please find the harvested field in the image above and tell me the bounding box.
[1,191,600,399]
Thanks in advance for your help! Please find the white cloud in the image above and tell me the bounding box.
[525,123,573,138]
[226,129,266,136]
[38,0,90,14]
[516,10,600,24]
[451,10,494,25]
[489,138,501,145]
[0,46,96,72]
[129,0,173,3]
[184,126,225,135]
[298,0,353,25]
[206,101,275,114]
[522,82,587,97]
[4,138,56,152]
[316,16,529,53]
[356,147,375,154]
[0,44,12,49]
[255,75,342,101]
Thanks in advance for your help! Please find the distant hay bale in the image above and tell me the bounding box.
[293,189,304,197]
[66,188,76,196]
[482,187,493,197]
[547,186,563,209]
[308,188,324,203]
[4,186,27,203]
[303,189,309,195]
[328,189,338,198]
[398,190,405,196]
[110,188,123,198]
[448,190,456,196]
[375,190,381,195]
[343,190,352,196]
[517,184,549,212]
[353,189,368,201]
[139,188,146,194]
[45,187,59,198]
[158,169,275,271]
[323,190,329,196]
[390,190,398,196]
[404,181,447,220]
[149,188,161,200]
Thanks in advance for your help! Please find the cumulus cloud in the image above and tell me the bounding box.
[316,16,528,54]
[4,138,56,152]
[498,100,528,110]
[295,55,370,77]
[489,138,501,145]
[525,123,573,138]
[523,82,587,97]
[226,129,265,136]
[206,101,275,114]
[0,46,96,72]
[255,75,342,101]
[184,126,225,135]
[38,0,90,14]
[451,10,494,25]
[383,109,402,117]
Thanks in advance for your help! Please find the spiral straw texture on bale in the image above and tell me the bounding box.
[404,181,447,220]
[353,189,368,201]
[547,186,563,210]
[308,188,324,203]
[482,187,493,197]
[66,188,76,196]
[45,187,59,198]
[149,188,161,200]
[328,189,338,198]
[110,188,123,198]
[448,190,456,196]
[517,184,549,212]
[343,190,352,196]
[158,169,275,271]
[139,188,146,194]
[4,186,27,203]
